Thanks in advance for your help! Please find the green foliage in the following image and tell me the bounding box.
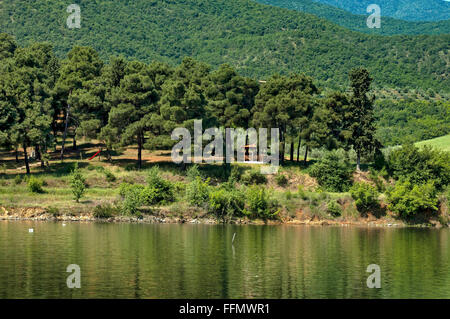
[241,169,267,185]
[387,144,450,190]
[14,175,23,185]
[387,180,439,218]
[245,186,280,219]
[186,164,202,181]
[144,166,174,205]
[256,0,450,35]
[275,174,288,187]
[186,176,210,207]
[121,185,142,215]
[46,206,60,217]
[70,163,86,202]
[327,200,342,217]
[0,0,448,91]
[93,204,117,219]
[350,182,379,212]
[309,151,353,192]
[208,188,245,221]
[298,0,450,22]
[103,169,116,182]
[27,176,44,193]
[375,100,450,146]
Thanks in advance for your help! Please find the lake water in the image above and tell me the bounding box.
[0,221,449,299]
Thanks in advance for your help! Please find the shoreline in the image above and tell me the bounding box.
[1,206,442,228]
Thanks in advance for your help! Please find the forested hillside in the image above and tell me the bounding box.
[256,0,450,35]
[375,99,450,146]
[0,0,448,91]
[310,0,450,21]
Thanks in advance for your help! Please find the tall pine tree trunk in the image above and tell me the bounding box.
[296,135,301,162]
[23,142,30,175]
[356,151,361,171]
[52,127,58,151]
[35,145,41,161]
[60,102,71,162]
[15,146,19,163]
[137,133,142,169]
[72,136,77,150]
[303,146,309,165]
[290,140,294,162]
[279,129,285,165]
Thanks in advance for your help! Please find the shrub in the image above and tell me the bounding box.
[368,168,386,192]
[14,175,23,185]
[93,204,117,219]
[241,169,267,185]
[387,144,450,190]
[309,151,353,192]
[245,186,280,219]
[327,201,342,217]
[145,166,174,204]
[350,182,379,212]
[70,163,86,202]
[28,176,44,193]
[229,166,242,183]
[186,176,210,207]
[104,169,116,182]
[298,185,308,200]
[124,164,136,171]
[121,184,143,215]
[186,164,202,181]
[46,206,60,217]
[119,182,140,198]
[208,189,245,221]
[387,180,439,218]
[275,174,288,187]
[95,166,105,173]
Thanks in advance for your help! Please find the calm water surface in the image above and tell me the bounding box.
[0,221,449,298]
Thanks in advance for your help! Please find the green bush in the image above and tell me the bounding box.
[241,169,267,185]
[327,201,342,217]
[350,182,379,212]
[186,164,202,181]
[104,169,116,182]
[186,176,210,207]
[245,186,280,219]
[387,180,439,218]
[28,176,44,193]
[298,185,308,200]
[70,163,86,202]
[387,144,450,190]
[275,174,288,187]
[120,184,143,215]
[145,166,174,205]
[46,206,60,217]
[309,151,353,192]
[208,189,245,221]
[93,204,117,219]
[14,175,23,185]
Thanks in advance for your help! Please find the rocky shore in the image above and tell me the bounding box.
[0,206,425,227]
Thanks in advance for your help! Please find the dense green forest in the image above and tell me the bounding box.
[375,99,450,146]
[0,0,448,91]
[256,0,450,35]
[309,0,450,21]
[0,35,449,224]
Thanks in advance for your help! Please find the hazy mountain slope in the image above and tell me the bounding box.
[256,0,450,35]
[0,0,448,91]
[310,0,450,22]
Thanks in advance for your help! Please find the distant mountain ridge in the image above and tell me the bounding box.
[310,0,450,22]
[256,0,450,35]
[0,0,448,91]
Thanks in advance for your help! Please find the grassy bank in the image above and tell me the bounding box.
[1,140,448,227]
